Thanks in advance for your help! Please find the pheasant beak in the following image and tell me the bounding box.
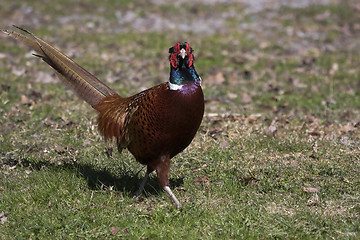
[179,48,187,59]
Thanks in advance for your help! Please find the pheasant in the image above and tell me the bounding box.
[1,26,204,208]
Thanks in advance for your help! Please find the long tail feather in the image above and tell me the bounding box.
[1,26,118,107]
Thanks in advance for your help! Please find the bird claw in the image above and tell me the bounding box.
[163,186,182,208]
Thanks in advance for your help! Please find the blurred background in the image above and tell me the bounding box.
[1,0,360,118]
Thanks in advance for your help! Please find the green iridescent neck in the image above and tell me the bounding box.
[169,65,200,86]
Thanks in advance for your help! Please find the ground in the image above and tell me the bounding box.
[0,0,359,239]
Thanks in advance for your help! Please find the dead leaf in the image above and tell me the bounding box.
[12,67,25,76]
[208,128,223,139]
[227,92,237,99]
[21,95,30,105]
[307,129,322,137]
[194,176,210,188]
[340,136,355,146]
[34,71,57,84]
[240,175,258,185]
[315,10,331,21]
[311,85,319,93]
[259,41,270,49]
[310,141,319,159]
[110,226,120,235]
[146,203,155,212]
[289,77,307,88]
[266,125,277,136]
[58,120,76,129]
[302,186,319,193]
[241,93,252,104]
[339,124,356,133]
[307,193,320,206]
[82,139,92,147]
[208,71,225,84]
[329,62,339,75]
[219,140,230,149]
[9,165,16,170]
[245,113,262,124]
[193,164,208,172]
[342,177,351,184]
[54,146,67,154]
[0,211,7,224]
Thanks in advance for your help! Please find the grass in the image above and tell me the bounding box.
[1,0,360,239]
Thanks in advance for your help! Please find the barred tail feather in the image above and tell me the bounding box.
[1,26,118,107]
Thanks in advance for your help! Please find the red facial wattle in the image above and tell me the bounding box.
[185,42,193,68]
[170,43,180,69]
[170,42,193,69]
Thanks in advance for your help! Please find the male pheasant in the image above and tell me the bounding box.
[1,26,204,208]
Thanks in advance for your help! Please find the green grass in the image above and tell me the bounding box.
[1,0,360,239]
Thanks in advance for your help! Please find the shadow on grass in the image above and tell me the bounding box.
[1,152,184,197]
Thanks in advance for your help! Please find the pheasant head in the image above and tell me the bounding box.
[168,42,201,90]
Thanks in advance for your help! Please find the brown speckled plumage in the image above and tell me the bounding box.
[2,26,204,208]
[96,82,204,192]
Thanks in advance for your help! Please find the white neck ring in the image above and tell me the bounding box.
[168,81,184,90]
